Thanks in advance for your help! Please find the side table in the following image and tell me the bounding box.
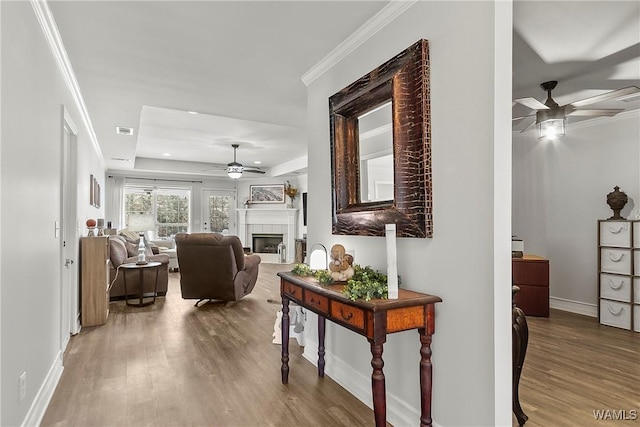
[119,261,161,307]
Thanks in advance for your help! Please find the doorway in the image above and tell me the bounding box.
[201,189,236,234]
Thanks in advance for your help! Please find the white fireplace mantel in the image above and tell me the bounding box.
[237,208,298,263]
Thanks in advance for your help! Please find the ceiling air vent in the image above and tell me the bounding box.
[115,126,134,136]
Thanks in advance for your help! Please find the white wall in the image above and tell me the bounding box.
[305,2,511,426]
[1,2,105,425]
[513,113,640,313]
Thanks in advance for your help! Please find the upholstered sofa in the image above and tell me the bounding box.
[175,233,261,304]
[108,235,170,300]
[151,238,179,271]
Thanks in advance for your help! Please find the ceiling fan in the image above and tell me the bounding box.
[223,144,265,179]
[201,144,266,178]
[513,81,640,139]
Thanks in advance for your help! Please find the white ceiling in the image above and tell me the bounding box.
[513,1,640,124]
[48,1,640,179]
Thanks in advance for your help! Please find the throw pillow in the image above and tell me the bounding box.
[125,242,138,258]
[120,229,140,244]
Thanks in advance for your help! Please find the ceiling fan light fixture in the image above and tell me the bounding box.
[537,118,565,140]
[227,163,243,179]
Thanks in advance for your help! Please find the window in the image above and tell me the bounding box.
[125,186,190,237]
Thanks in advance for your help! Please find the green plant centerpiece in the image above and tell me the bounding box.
[291,263,390,301]
[343,264,388,301]
[291,263,333,285]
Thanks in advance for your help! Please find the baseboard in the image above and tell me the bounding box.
[550,296,597,317]
[302,342,442,427]
[22,351,64,427]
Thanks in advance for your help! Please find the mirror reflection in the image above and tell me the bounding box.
[358,102,393,203]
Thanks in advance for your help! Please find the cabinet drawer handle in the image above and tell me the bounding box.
[608,252,625,262]
[339,309,353,321]
[607,278,624,290]
[607,224,627,234]
[607,305,624,316]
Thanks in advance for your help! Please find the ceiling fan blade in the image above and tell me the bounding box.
[516,116,536,133]
[567,108,624,117]
[569,86,640,107]
[244,168,266,174]
[512,111,535,121]
[201,163,228,172]
[514,97,549,110]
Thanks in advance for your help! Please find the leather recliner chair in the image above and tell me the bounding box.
[108,235,170,300]
[175,233,261,305]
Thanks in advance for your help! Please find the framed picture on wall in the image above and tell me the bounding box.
[89,174,94,206]
[302,192,307,226]
[94,179,100,208]
[250,184,285,204]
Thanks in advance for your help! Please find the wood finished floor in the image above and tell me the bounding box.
[41,264,640,427]
[42,263,380,427]
[515,309,640,427]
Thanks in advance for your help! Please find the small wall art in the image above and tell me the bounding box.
[250,184,285,204]
[90,175,101,208]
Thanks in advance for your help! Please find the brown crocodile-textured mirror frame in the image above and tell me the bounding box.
[329,39,432,238]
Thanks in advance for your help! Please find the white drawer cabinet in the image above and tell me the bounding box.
[600,273,631,302]
[599,221,631,247]
[598,220,639,332]
[600,248,631,275]
[599,300,632,329]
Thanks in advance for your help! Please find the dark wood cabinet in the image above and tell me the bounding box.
[512,255,549,317]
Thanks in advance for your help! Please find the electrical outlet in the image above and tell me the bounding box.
[19,371,26,401]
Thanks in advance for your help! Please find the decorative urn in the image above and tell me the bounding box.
[606,186,628,220]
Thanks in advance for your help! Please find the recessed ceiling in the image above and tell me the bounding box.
[48,1,387,176]
[48,1,640,175]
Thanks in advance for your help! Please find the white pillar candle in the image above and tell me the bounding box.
[386,223,398,299]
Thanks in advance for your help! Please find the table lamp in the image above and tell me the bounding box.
[127,213,155,265]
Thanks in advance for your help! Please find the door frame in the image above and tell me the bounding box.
[61,107,80,350]
[201,188,236,234]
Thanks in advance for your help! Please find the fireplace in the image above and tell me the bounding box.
[252,234,283,254]
[237,208,297,263]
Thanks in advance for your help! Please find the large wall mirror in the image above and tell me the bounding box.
[329,39,432,238]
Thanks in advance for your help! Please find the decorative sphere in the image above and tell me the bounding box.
[86,219,97,227]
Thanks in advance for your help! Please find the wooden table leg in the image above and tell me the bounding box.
[318,315,326,377]
[370,342,386,427]
[419,330,434,427]
[513,304,529,426]
[138,268,144,305]
[281,297,290,384]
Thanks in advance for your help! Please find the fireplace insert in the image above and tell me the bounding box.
[252,234,283,254]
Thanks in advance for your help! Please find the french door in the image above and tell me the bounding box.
[201,189,236,234]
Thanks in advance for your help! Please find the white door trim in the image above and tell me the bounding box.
[61,107,80,349]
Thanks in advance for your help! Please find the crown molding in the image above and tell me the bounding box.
[30,0,104,165]
[301,1,417,87]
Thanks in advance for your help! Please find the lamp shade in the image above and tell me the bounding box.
[127,213,155,232]
[308,244,328,270]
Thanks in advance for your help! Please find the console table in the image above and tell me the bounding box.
[278,272,442,427]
